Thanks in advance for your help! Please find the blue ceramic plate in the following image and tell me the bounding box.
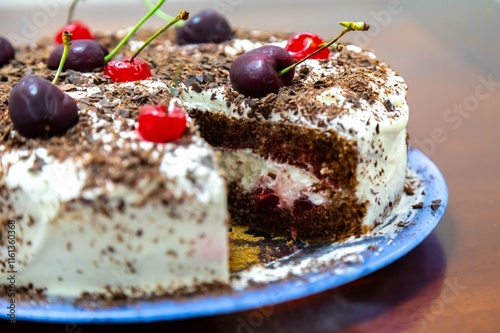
[1,147,447,323]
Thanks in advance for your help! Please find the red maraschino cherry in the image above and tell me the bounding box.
[104,57,151,82]
[54,0,93,44]
[285,32,330,61]
[54,21,93,44]
[137,99,187,143]
[104,10,189,82]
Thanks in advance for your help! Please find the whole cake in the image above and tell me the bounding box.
[0,13,409,300]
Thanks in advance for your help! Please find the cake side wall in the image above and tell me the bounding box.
[0,145,230,299]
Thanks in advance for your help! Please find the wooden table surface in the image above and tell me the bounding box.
[1,1,499,332]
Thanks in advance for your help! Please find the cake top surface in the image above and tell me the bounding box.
[0,28,407,183]
[170,30,408,134]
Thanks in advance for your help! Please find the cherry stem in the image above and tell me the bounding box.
[130,10,189,62]
[52,31,72,85]
[104,0,166,63]
[67,0,80,24]
[317,43,344,52]
[277,21,370,77]
[142,0,186,27]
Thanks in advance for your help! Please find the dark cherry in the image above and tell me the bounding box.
[229,45,295,98]
[9,75,78,138]
[0,36,15,68]
[176,9,232,45]
[54,20,93,44]
[252,188,280,214]
[47,39,105,72]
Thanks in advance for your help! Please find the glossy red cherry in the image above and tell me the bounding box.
[102,10,188,82]
[104,57,151,82]
[54,20,93,44]
[285,32,330,61]
[137,104,187,143]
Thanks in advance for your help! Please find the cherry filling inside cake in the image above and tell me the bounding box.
[0,26,408,299]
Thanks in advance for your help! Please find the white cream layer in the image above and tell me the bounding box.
[219,148,325,206]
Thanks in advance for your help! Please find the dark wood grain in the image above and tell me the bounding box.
[1,1,499,332]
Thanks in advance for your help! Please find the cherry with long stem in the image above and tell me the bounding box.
[230,21,370,98]
[278,21,370,77]
[9,31,78,138]
[49,0,168,72]
[104,10,189,82]
[53,31,72,84]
